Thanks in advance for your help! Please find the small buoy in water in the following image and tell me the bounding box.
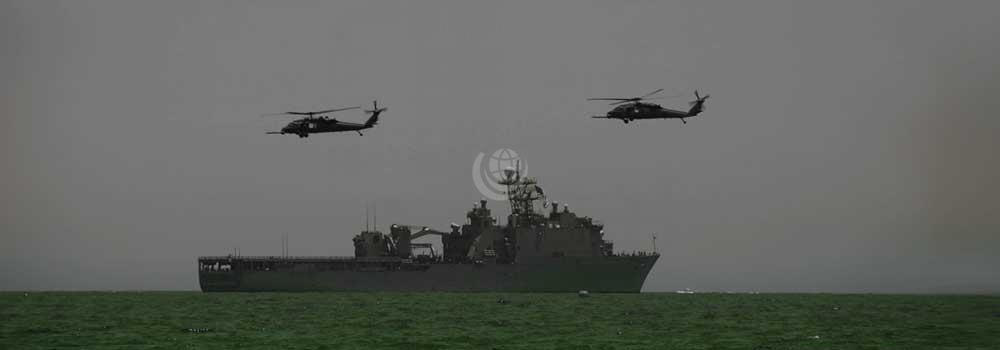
[578,290,589,297]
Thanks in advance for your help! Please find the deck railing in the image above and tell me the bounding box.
[197,256,403,263]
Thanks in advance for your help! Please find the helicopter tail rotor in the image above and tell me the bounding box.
[687,90,710,115]
[364,100,387,115]
[364,100,386,128]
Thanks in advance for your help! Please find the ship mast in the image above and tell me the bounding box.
[498,160,545,226]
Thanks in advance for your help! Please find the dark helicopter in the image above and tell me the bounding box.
[588,89,709,124]
[266,101,387,137]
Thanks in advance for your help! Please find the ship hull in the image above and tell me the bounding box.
[199,255,658,293]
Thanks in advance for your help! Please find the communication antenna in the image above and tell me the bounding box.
[374,204,377,232]
[365,204,370,232]
[651,233,658,254]
[499,166,517,215]
[281,233,289,258]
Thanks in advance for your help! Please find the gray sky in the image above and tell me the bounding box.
[3,1,999,293]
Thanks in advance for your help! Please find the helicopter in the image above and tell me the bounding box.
[266,101,387,137]
[588,89,709,124]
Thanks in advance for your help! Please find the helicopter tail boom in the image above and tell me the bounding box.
[364,113,381,127]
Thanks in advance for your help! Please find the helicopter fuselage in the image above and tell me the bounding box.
[589,90,708,124]
[271,102,384,138]
[279,118,371,137]
[602,102,701,123]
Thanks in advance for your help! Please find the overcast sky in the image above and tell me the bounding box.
[3,1,999,293]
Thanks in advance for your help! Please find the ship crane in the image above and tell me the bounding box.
[390,223,482,260]
[408,226,452,240]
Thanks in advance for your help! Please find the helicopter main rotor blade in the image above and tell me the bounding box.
[609,100,638,105]
[642,96,674,101]
[588,98,640,105]
[324,106,362,113]
[307,106,361,115]
[261,112,294,117]
[280,106,361,116]
[589,89,665,105]
[639,88,664,99]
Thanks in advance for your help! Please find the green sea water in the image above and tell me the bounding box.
[1,292,997,349]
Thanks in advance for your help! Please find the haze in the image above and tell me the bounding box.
[3,1,999,293]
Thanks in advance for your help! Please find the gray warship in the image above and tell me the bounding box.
[198,169,659,292]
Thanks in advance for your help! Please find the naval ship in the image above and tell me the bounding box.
[198,169,658,292]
